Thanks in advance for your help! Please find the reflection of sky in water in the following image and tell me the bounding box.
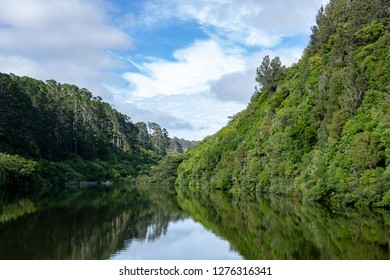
[110,218,243,260]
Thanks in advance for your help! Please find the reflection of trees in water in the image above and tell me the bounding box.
[178,190,390,260]
[4,184,386,260]
[142,184,182,242]
[0,185,182,259]
[144,209,169,241]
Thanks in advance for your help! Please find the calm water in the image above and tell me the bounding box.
[0,184,389,259]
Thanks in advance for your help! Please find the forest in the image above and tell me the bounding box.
[0,73,195,188]
[175,0,390,208]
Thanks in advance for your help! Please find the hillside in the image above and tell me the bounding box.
[176,0,390,208]
[0,73,186,187]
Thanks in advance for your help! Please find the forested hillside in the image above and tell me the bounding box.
[0,73,185,187]
[176,0,390,208]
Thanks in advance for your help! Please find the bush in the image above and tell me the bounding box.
[0,153,45,188]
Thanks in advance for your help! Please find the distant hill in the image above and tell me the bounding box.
[176,0,390,208]
[174,138,199,152]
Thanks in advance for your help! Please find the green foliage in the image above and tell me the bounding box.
[255,55,286,94]
[138,154,184,186]
[39,160,85,186]
[176,0,390,208]
[349,132,385,171]
[356,20,386,44]
[0,153,45,188]
[376,189,390,208]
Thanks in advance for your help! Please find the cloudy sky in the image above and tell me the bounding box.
[0,0,329,140]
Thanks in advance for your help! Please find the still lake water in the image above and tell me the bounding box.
[0,184,389,259]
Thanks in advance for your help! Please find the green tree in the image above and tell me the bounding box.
[349,132,385,172]
[255,55,286,93]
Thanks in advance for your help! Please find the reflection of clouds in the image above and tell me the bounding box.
[111,218,243,260]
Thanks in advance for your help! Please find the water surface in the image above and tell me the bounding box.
[0,185,241,259]
[0,184,389,259]
[111,218,242,260]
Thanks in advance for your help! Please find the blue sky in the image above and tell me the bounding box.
[0,0,328,140]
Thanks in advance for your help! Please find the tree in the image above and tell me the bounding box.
[148,122,170,156]
[349,132,384,172]
[0,74,38,156]
[135,122,152,150]
[255,55,286,93]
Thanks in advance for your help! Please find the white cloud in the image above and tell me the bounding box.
[0,0,130,53]
[0,0,132,100]
[131,93,247,140]
[143,0,328,47]
[206,44,307,103]
[115,102,195,131]
[122,40,246,100]
[211,70,255,103]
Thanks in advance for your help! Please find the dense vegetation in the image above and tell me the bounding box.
[176,0,390,208]
[0,73,187,188]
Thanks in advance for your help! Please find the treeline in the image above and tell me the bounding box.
[176,0,390,208]
[0,73,186,187]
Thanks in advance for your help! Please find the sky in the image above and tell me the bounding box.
[0,0,329,140]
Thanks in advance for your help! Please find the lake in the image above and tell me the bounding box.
[0,184,389,259]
